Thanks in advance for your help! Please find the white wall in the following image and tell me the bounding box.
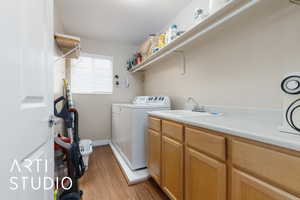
[144,0,300,109]
[53,0,65,99]
[72,39,144,140]
[53,0,66,135]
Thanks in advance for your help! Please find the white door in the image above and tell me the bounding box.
[0,0,54,199]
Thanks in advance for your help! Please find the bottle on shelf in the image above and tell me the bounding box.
[165,24,178,44]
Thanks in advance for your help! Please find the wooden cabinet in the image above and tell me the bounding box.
[232,169,298,200]
[148,129,161,185]
[185,147,227,200]
[162,136,184,200]
[147,116,300,200]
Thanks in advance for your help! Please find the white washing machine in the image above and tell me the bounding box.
[112,96,170,170]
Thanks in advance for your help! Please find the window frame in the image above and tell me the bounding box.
[71,52,114,95]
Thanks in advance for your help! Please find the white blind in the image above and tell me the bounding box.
[71,54,113,94]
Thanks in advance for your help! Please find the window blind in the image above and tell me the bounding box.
[71,54,113,94]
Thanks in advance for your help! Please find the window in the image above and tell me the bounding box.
[71,53,113,94]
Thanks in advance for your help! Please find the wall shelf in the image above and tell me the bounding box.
[129,0,258,73]
[54,33,81,59]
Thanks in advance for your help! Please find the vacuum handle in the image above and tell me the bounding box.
[54,96,66,118]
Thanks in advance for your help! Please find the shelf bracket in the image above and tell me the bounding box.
[55,44,81,63]
[174,50,186,75]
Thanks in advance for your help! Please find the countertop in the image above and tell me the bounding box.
[148,108,300,152]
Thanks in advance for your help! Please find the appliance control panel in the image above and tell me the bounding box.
[133,96,170,106]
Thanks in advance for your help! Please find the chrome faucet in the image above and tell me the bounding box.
[186,97,205,112]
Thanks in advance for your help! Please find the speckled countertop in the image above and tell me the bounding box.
[148,108,300,152]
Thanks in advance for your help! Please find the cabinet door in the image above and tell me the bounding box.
[185,147,226,200]
[162,136,183,200]
[232,169,299,200]
[148,129,161,185]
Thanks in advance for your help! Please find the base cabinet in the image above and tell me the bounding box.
[147,117,300,200]
[232,169,298,200]
[162,136,183,200]
[185,147,226,200]
[148,129,161,185]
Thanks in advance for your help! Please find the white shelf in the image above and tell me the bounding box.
[129,0,258,73]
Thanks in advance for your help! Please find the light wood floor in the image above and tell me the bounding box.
[79,145,169,200]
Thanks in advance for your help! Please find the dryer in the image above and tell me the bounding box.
[112,96,170,170]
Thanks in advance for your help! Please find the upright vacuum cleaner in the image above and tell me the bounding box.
[54,79,85,200]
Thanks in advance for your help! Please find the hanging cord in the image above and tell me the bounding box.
[285,98,300,132]
[290,0,300,5]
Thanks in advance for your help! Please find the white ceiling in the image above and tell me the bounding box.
[56,0,191,45]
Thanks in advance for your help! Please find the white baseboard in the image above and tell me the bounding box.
[92,139,110,147]
[109,142,149,185]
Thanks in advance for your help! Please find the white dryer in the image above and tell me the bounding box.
[112,96,170,170]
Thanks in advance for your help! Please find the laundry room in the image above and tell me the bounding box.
[2,0,300,200]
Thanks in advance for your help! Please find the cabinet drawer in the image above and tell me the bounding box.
[186,127,226,161]
[162,120,183,142]
[149,117,161,132]
[231,140,300,196]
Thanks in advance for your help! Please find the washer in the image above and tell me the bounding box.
[112,96,170,170]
